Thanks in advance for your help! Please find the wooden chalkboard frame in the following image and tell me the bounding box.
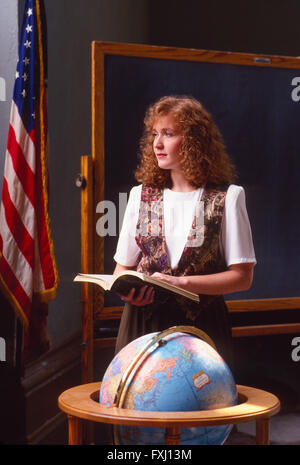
[80,41,300,382]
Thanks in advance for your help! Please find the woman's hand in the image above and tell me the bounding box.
[151,272,183,288]
[117,285,155,307]
[153,264,254,295]
[114,263,155,306]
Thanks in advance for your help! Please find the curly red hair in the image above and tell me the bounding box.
[135,95,236,188]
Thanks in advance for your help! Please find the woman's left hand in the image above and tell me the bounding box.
[151,272,183,288]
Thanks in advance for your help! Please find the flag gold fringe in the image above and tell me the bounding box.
[35,0,59,300]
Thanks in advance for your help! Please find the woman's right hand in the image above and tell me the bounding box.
[117,285,155,307]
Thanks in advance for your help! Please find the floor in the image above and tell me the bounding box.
[225,412,300,445]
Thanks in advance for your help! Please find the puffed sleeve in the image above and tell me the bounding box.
[220,185,257,267]
[113,185,142,266]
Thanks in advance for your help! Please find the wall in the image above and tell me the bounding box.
[149,0,300,56]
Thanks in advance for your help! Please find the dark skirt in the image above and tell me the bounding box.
[115,294,234,373]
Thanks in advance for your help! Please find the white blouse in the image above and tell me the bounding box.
[114,184,256,270]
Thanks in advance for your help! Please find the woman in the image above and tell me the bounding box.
[113,95,256,369]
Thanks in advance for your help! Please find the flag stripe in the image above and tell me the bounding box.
[4,148,35,237]
[1,178,34,268]
[10,101,36,173]
[6,124,35,206]
[0,203,33,298]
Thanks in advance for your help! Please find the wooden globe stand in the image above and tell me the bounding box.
[58,382,280,445]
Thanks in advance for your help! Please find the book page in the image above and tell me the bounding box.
[83,274,115,285]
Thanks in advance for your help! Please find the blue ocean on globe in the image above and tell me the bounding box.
[99,328,237,445]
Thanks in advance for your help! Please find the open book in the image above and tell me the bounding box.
[74,271,200,303]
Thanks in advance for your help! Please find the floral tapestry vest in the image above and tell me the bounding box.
[135,184,229,321]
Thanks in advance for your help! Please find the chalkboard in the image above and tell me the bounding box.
[91,42,300,309]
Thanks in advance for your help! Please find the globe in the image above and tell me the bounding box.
[99,326,237,445]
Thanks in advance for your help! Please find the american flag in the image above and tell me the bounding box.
[0,0,58,337]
